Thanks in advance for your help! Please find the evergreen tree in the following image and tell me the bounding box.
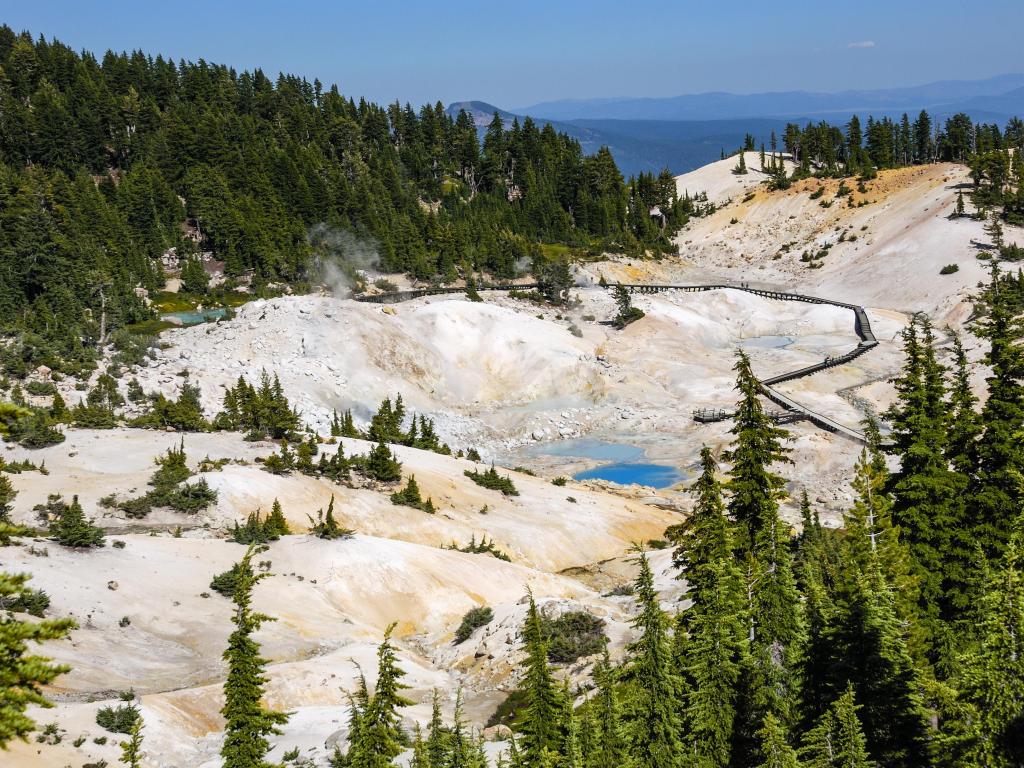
[624,552,684,768]
[755,714,799,768]
[265,498,291,537]
[366,440,403,483]
[957,517,1024,767]
[671,445,732,621]
[885,316,961,650]
[734,151,748,175]
[519,592,564,765]
[815,566,931,768]
[119,713,145,767]
[49,494,105,548]
[725,351,791,554]
[970,264,1024,559]
[346,624,413,768]
[220,546,290,768]
[800,686,875,768]
[0,570,75,747]
[0,474,15,522]
[685,556,747,768]
[590,649,624,768]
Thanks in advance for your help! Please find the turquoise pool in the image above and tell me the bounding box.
[163,307,229,326]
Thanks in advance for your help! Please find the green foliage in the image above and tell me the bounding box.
[220,546,290,768]
[800,686,875,768]
[214,372,302,440]
[518,593,564,764]
[45,494,104,548]
[338,625,413,767]
[210,562,245,597]
[0,570,75,747]
[231,501,290,544]
[611,285,645,329]
[307,496,353,540]
[0,586,50,617]
[540,610,607,664]
[454,606,494,644]
[390,475,436,513]
[119,715,145,767]
[363,440,403,483]
[0,473,15,522]
[96,704,139,734]
[623,552,684,768]
[446,534,511,561]
[464,463,519,495]
[132,380,210,431]
[112,440,217,516]
[939,263,959,275]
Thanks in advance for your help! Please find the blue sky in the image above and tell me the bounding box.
[5,1,1022,107]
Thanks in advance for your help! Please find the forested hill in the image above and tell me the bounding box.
[0,27,688,368]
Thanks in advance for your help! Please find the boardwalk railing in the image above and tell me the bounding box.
[353,281,878,443]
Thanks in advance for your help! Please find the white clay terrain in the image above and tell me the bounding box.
[4,155,1021,767]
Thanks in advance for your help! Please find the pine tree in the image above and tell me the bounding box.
[970,264,1024,559]
[0,570,75,747]
[671,446,732,623]
[119,713,145,767]
[220,546,290,768]
[49,494,105,548]
[685,556,746,768]
[590,649,624,768]
[957,517,1024,767]
[265,498,291,537]
[946,333,980,477]
[800,686,875,768]
[366,440,403,482]
[426,689,449,768]
[347,624,413,768]
[624,552,684,768]
[519,592,564,765]
[755,714,799,768]
[0,474,15,522]
[816,566,931,768]
[734,150,748,175]
[885,316,961,650]
[725,351,791,554]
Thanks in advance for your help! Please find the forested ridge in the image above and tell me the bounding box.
[0,27,690,370]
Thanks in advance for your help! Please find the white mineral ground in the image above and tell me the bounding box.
[4,156,1021,766]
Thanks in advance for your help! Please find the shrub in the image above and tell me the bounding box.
[95,704,138,734]
[464,464,519,496]
[541,610,607,664]
[307,496,353,539]
[939,264,960,275]
[454,605,494,644]
[0,586,50,616]
[447,534,510,561]
[210,562,245,597]
[42,495,105,548]
[551,477,567,486]
[390,475,436,513]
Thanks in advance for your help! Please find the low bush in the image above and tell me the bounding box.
[454,605,494,644]
[95,704,138,734]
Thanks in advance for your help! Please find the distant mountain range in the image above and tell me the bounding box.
[448,75,1024,178]
[515,74,1024,122]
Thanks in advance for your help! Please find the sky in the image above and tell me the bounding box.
[4,0,1023,108]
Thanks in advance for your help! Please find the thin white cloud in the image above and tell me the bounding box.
[847,40,876,49]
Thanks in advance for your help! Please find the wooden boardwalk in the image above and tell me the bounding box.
[354,281,879,443]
